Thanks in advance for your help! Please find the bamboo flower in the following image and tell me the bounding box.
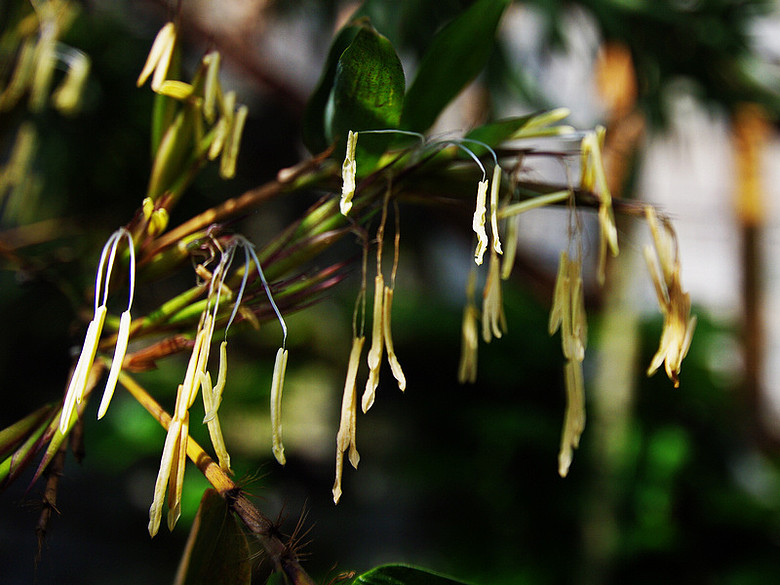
[458,270,480,384]
[341,130,358,216]
[60,228,136,432]
[472,179,489,265]
[333,336,365,504]
[549,250,588,477]
[489,165,503,255]
[644,206,696,387]
[580,128,618,283]
[361,274,385,412]
[137,22,177,92]
[383,286,406,391]
[270,347,289,465]
[482,249,506,343]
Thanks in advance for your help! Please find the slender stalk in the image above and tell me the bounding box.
[143,155,333,262]
[117,371,316,585]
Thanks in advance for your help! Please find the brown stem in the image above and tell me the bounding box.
[142,154,332,264]
[117,372,316,585]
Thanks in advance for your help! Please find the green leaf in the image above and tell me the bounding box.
[351,564,474,585]
[174,489,251,585]
[302,23,362,154]
[400,0,511,133]
[325,25,405,157]
[463,115,537,157]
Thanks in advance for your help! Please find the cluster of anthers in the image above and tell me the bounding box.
[338,121,695,482]
[334,149,406,502]
[147,235,289,536]
[59,225,289,537]
[137,20,249,194]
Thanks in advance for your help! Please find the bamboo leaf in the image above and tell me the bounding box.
[174,489,251,585]
[302,23,361,154]
[400,0,511,133]
[351,564,474,585]
[325,25,405,163]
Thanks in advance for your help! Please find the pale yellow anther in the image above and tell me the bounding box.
[458,270,479,384]
[60,227,136,431]
[203,340,228,424]
[333,335,365,504]
[549,250,588,476]
[199,370,232,473]
[472,179,489,265]
[580,129,619,284]
[220,104,248,179]
[137,22,176,91]
[156,80,194,100]
[643,205,696,387]
[60,305,106,432]
[202,52,221,123]
[149,208,169,236]
[361,274,385,413]
[142,196,155,220]
[559,359,585,477]
[382,286,406,391]
[489,165,503,255]
[148,415,181,537]
[500,215,519,280]
[340,131,359,216]
[208,91,235,161]
[167,411,189,531]
[97,310,131,419]
[481,249,506,343]
[271,347,289,465]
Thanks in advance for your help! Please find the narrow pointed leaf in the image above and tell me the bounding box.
[400,0,511,133]
[174,489,251,585]
[351,564,474,585]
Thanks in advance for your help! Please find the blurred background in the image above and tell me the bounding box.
[2,1,780,584]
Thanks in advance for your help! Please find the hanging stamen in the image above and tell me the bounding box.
[98,228,136,419]
[61,228,136,432]
[472,179,490,265]
[270,347,289,465]
[489,165,503,255]
[340,130,359,216]
[482,248,506,343]
[458,269,479,384]
[333,335,366,504]
[361,273,385,413]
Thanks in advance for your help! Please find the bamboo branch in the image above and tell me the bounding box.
[117,371,316,585]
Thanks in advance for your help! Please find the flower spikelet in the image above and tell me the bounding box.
[472,179,489,265]
[341,130,358,216]
[482,249,506,343]
[458,270,479,384]
[644,206,696,388]
[333,336,365,504]
[549,250,587,477]
[580,128,618,284]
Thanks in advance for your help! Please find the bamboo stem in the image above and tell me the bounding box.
[117,371,316,585]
